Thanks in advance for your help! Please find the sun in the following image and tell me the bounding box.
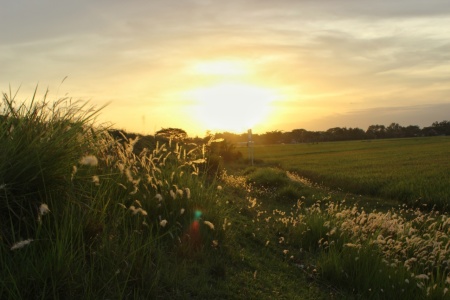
[187,82,279,133]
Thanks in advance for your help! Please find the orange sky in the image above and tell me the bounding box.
[2,1,450,137]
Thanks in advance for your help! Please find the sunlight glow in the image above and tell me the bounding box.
[190,60,248,76]
[187,82,279,133]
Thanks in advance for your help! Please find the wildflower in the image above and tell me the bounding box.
[405,279,409,284]
[11,239,34,251]
[212,240,219,247]
[160,219,168,227]
[283,249,289,255]
[180,208,185,215]
[217,185,222,191]
[79,155,98,166]
[39,203,50,216]
[176,189,184,198]
[265,241,270,246]
[170,190,176,200]
[279,236,285,244]
[155,194,163,201]
[185,188,191,199]
[204,221,215,230]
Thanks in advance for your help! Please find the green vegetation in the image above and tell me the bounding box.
[223,166,450,299]
[0,90,333,299]
[2,88,450,299]
[252,138,450,210]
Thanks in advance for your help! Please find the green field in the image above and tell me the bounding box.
[251,137,450,209]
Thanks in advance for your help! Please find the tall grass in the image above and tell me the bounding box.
[223,169,450,299]
[0,87,103,243]
[0,89,232,299]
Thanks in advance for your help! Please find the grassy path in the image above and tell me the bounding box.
[216,169,349,299]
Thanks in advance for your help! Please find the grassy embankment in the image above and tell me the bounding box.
[0,90,334,299]
[2,88,450,299]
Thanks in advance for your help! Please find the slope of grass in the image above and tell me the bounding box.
[0,90,334,299]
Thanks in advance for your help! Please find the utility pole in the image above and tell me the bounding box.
[248,129,254,166]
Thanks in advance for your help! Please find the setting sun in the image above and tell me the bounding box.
[186,82,279,133]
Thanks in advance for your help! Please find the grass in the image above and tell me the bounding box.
[0,89,336,299]
[251,138,450,210]
[224,167,450,299]
[2,87,450,299]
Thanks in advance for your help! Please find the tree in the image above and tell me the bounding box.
[262,130,284,144]
[386,123,404,138]
[431,121,450,135]
[366,125,386,139]
[291,129,308,143]
[404,125,421,137]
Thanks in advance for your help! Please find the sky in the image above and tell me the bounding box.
[1,0,450,136]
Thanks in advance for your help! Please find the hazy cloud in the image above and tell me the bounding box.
[1,0,450,134]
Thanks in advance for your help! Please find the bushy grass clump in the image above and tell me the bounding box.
[0,87,103,242]
[0,89,233,299]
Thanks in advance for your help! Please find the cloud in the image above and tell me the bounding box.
[2,0,450,135]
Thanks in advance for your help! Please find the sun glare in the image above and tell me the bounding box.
[187,82,279,133]
[190,60,248,76]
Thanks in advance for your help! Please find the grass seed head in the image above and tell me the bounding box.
[11,239,34,251]
[79,155,98,166]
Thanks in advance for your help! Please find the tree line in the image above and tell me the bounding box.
[106,120,450,151]
[213,120,450,145]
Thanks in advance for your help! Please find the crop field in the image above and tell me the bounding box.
[251,137,450,209]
